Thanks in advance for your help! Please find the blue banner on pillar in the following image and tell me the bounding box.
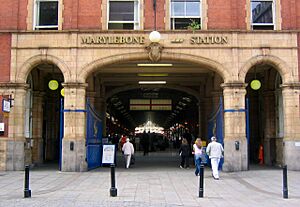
[86,100,103,170]
[207,97,224,170]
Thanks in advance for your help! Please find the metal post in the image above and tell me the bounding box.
[283,165,288,199]
[110,164,117,197]
[199,164,204,198]
[24,165,31,198]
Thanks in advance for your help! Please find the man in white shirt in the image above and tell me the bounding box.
[122,138,135,168]
[206,136,224,180]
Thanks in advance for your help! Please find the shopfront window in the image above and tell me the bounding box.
[251,0,274,30]
[108,0,140,30]
[170,0,201,30]
[34,0,58,30]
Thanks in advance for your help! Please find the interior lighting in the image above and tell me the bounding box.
[138,73,169,77]
[137,63,173,67]
[138,81,166,84]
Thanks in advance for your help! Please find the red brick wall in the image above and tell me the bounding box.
[63,0,102,29]
[281,0,300,30]
[207,0,246,30]
[144,0,165,30]
[0,0,27,30]
[298,34,300,81]
[0,34,11,82]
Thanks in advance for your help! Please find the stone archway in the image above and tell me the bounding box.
[16,54,71,83]
[239,55,293,84]
[240,56,286,165]
[79,52,230,83]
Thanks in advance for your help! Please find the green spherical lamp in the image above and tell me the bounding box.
[48,80,59,90]
[61,88,65,97]
[250,79,261,90]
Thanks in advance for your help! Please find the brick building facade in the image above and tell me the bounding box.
[0,0,300,171]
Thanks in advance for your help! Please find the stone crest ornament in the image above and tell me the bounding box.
[146,42,163,62]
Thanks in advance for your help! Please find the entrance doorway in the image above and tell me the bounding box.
[25,63,64,168]
[85,60,225,168]
[246,64,283,166]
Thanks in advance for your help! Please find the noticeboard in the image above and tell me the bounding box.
[2,100,10,113]
[102,144,115,164]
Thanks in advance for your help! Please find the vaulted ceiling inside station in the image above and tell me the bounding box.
[94,60,221,131]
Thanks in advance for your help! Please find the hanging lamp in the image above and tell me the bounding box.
[48,65,59,90]
[250,66,261,90]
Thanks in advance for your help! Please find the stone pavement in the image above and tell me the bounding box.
[0,152,299,207]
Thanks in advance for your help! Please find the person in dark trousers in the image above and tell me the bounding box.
[179,138,190,169]
[141,131,149,156]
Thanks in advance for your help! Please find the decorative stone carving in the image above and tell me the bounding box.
[146,42,163,62]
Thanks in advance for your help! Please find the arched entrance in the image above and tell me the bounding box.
[83,58,225,169]
[25,63,64,168]
[245,63,283,167]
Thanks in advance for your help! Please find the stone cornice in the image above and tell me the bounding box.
[62,82,88,89]
[281,82,300,90]
[0,82,29,89]
[221,82,248,89]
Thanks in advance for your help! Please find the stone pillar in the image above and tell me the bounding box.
[31,91,44,165]
[0,83,28,170]
[281,83,300,170]
[222,83,248,172]
[262,91,276,166]
[61,83,87,172]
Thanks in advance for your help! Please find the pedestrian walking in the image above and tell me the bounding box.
[192,138,202,176]
[206,136,224,180]
[179,138,190,169]
[122,138,135,169]
[141,131,149,156]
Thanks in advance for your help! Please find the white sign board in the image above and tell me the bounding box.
[102,145,115,164]
[0,123,4,132]
[2,100,10,113]
[295,142,300,147]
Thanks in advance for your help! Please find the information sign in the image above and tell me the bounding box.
[102,144,115,164]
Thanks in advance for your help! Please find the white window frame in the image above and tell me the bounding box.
[250,0,275,29]
[33,0,59,30]
[107,0,140,30]
[170,0,202,30]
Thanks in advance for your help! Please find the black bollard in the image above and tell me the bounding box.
[24,165,31,198]
[282,165,288,199]
[110,164,117,197]
[199,164,204,198]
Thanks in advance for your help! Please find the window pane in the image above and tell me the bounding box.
[109,2,134,21]
[252,25,274,30]
[186,2,200,16]
[172,2,184,16]
[251,1,273,24]
[39,2,58,26]
[171,18,200,29]
[108,23,134,29]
